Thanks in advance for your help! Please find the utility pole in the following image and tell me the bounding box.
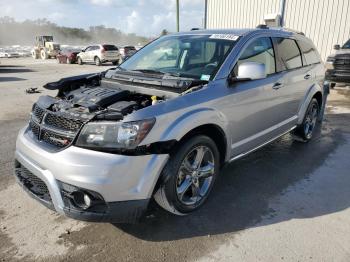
[204,0,207,29]
[176,0,180,32]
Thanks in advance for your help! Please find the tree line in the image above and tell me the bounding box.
[0,16,150,46]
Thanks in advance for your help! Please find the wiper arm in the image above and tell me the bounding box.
[132,69,166,75]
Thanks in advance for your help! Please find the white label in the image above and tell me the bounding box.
[209,34,240,41]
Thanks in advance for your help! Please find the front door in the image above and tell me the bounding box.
[223,37,293,157]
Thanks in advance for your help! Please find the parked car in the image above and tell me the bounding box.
[120,45,137,60]
[325,39,350,88]
[0,49,20,58]
[77,44,122,66]
[14,28,327,223]
[57,48,80,64]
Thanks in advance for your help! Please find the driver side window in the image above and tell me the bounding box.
[233,37,275,76]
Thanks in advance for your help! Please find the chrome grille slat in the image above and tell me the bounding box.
[28,103,85,149]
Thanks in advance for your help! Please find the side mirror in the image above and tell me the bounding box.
[334,44,340,50]
[234,62,266,82]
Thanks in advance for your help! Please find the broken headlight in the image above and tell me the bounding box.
[75,118,155,150]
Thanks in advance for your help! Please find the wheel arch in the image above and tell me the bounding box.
[297,84,323,125]
[176,124,228,167]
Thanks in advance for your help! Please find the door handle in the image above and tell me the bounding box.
[272,82,283,90]
[304,74,311,80]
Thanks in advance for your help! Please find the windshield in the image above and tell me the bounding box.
[342,39,350,49]
[119,34,238,80]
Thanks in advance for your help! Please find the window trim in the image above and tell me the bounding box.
[230,36,277,78]
[272,37,304,72]
[296,40,322,67]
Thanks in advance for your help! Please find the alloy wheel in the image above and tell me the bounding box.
[176,145,215,206]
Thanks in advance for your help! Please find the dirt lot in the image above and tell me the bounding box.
[1,57,350,262]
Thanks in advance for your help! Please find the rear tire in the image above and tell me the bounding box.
[77,57,83,65]
[154,135,220,215]
[95,57,101,66]
[293,98,319,142]
[112,60,119,66]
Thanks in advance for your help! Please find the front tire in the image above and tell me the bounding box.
[77,57,83,65]
[154,135,220,215]
[293,98,319,142]
[40,50,48,60]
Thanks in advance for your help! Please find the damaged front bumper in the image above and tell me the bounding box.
[14,126,169,223]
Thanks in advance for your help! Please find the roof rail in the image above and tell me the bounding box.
[272,27,305,36]
[256,24,269,29]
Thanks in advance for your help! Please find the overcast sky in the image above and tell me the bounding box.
[0,0,205,36]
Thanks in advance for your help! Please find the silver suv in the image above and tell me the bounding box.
[77,44,122,66]
[15,28,326,223]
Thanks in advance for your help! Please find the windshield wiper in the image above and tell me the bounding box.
[132,69,166,75]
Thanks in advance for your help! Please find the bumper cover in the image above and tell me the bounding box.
[14,126,168,222]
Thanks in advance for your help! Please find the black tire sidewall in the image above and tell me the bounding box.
[296,98,319,141]
[162,135,220,214]
[95,57,101,66]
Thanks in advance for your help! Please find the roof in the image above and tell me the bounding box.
[170,27,302,38]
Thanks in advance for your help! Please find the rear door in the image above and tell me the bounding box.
[272,38,309,119]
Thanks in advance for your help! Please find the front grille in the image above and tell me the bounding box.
[32,103,45,122]
[28,104,85,149]
[15,165,52,203]
[333,56,350,70]
[41,129,73,148]
[29,120,40,138]
[44,112,84,132]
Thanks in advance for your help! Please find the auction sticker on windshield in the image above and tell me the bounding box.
[209,34,239,41]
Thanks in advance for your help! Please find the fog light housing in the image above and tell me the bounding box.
[57,181,107,212]
[71,191,92,210]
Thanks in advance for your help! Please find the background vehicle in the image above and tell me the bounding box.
[325,39,350,88]
[56,48,80,64]
[77,44,122,66]
[15,28,327,222]
[31,36,61,60]
[120,45,137,60]
[0,49,20,58]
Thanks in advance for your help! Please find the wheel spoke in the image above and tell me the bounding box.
[191,182,201,198]
[177,177,192,201]
[197,163,215,178]
[181,159,194,173]
[193,146,207,169]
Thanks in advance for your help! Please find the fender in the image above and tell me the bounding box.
[156,107,231,161]
[297,83,323,125]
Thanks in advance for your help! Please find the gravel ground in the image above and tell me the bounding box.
[1,57,350,262]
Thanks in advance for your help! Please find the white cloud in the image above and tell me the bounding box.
[48,12,65,21]
[90,0,113,6]
[0,0,204,36]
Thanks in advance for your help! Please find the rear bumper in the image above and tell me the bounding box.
[14,126,168,222]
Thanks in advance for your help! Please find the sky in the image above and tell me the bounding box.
[0,0,205,36]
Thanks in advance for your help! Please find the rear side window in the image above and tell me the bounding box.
[274,38,302,70]
[297,41,321,65]
[234,37,275,75]
[103,45,118,51]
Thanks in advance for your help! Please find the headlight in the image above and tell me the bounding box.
[326,57,335,70]
[75,118,155,150]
